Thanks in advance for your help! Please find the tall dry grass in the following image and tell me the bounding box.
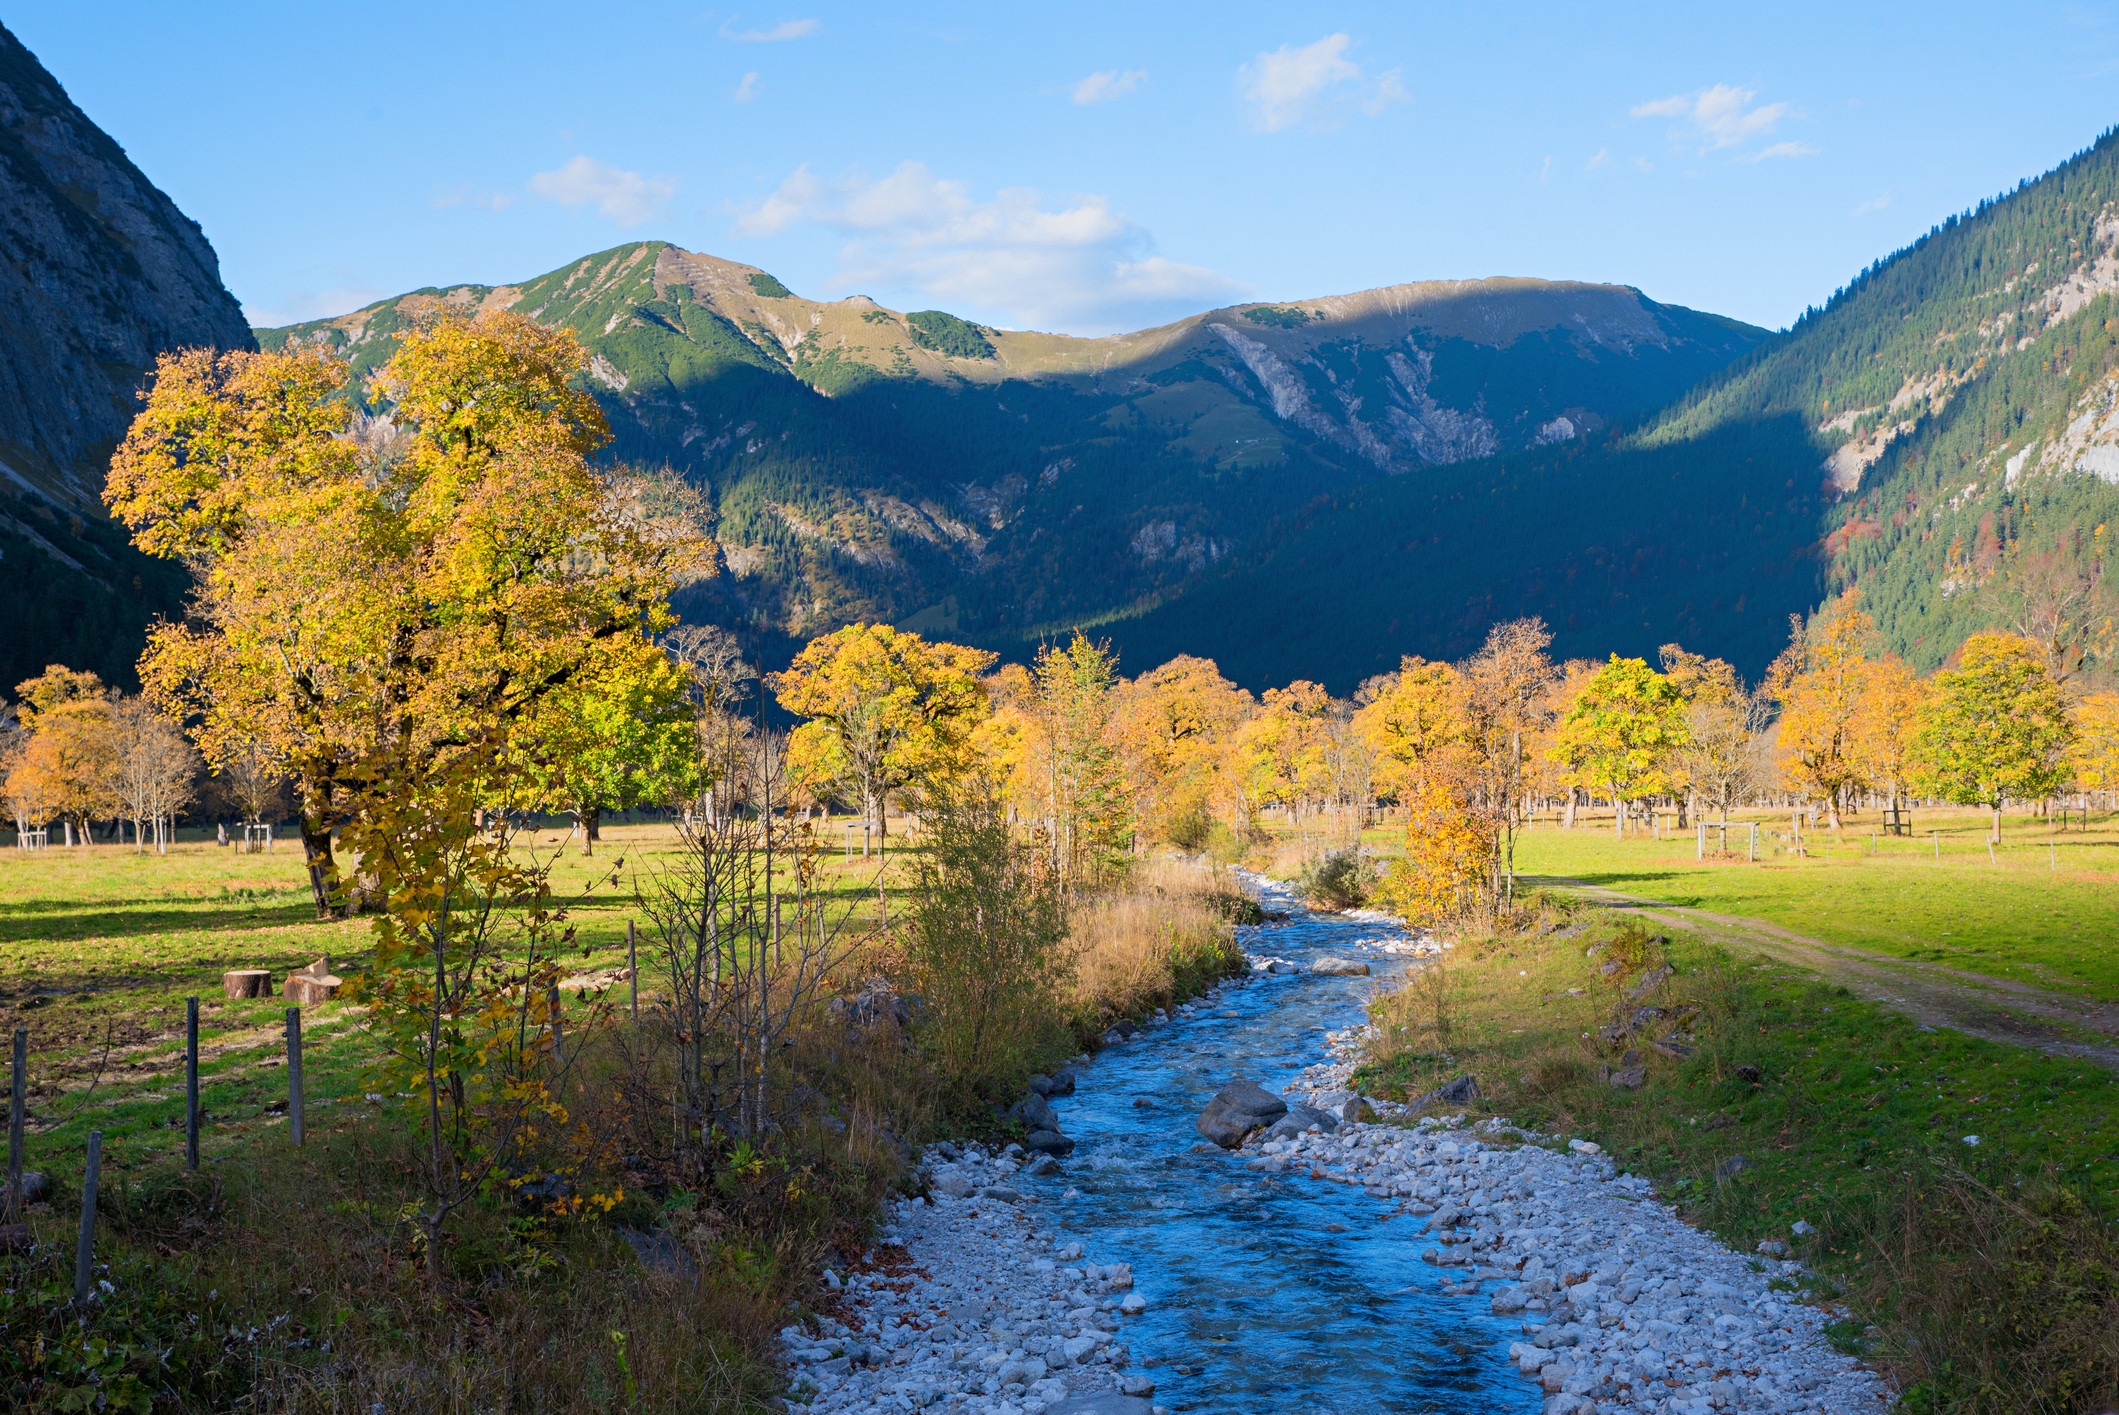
[1068,858,1248,1028]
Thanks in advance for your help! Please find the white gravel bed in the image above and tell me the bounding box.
[780,1170,1158,1415]
[1251,1036,1893,1414]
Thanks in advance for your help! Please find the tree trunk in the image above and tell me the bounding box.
[1562,789,1578,830]
[578,805,600,856]
[300,813,343,920]
[1992,801,2002,841]
[1613,784,1624,839]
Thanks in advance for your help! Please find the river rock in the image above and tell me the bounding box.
[1409,1073,1481,1114]
[1262,1102,1339,1140]
[1013,1092,1061,1132]
[1024,1129,1076,1156]
[1196,1078,1288,1148]
[935,1171,975,1198]
[1310,956,1371,976]
[1045,1396,1155,1415]
[1341,1096,1376,1124]
[1627,961,1675,1000]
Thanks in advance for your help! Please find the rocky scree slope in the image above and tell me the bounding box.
[256,249,1762,670]
[0,24,253,691]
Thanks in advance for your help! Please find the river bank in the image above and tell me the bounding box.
[783,874,1896,1414]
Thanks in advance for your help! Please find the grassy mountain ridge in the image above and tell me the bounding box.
[1101,127,2119,691]
[258,249,1766,671]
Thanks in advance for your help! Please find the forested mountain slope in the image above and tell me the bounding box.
[1105,127,2119,692]
[0,24,254,691]
[258,249,1763,664]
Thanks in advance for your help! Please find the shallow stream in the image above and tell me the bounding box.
[1012,875,1540,1414]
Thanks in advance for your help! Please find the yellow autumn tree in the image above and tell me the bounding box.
[108,310,708,1281]
[6,666,119,845]
[770,623,994,842]
[1015,633,1131,884]
[1108,655,1252,848]
[1353,657,1465,802]
[1228,680,1332,843]
[2076,692,2119,796]
[1852,654,1926,821]
[1659,645,1762,823]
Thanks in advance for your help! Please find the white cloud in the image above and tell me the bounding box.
[734,71,762,102]
[1742,141,1820,163]
[1539,155,1552,183]
[1852,192,1892,216]
[243,284,388,330]
[1359,68,1408,117]
[1587,147,1610,171]
[1237,34,1405,133]
[432,185,516,211]
[720,16,818,41]
[529,156,676,228]
[731,161,1245,334]
[1071,68,1147,104]
[1631,83,1798,155]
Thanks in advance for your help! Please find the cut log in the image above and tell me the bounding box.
[222,970,272,1000]
[284,975,341,1006]
[283,956,343,1006]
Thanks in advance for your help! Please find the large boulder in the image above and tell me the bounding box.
[1023,1129,1075,1156]
[1310,956,1371,976]
[1011,1092,1060,1132]
[1196,1078,1288,1148]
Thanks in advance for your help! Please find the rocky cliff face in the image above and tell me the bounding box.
[0,24,252,692]
[0,23,253,511]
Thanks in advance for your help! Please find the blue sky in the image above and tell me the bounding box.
[17,3,2119,336]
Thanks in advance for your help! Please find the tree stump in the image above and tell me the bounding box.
[222,970,272,1000]
[283,955,342,1006]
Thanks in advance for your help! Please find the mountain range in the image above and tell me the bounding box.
[256,251,1765,677]
[1111,129,2119,689]
[5,12,2116,701]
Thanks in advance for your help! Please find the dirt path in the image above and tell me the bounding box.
[1523,875,2119,1072]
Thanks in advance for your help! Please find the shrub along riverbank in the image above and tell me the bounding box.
[0,820,1245,1412]
[1353,899,2119,1414]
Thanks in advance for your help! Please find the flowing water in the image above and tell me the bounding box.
[1020,875,1538,1414]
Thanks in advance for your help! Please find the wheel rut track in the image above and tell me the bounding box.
[1522,875,2119,1072]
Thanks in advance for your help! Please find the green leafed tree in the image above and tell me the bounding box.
[1548,654,1689,837]
[517,642,699,853]
[1910,632,2076,839]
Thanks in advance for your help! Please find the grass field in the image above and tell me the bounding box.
[0,816,921,1198]
[1352,899,2119,1409]
[1472,804,2119,998]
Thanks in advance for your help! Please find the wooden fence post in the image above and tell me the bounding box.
[285,1009,304,1147]
[627,919,638,1022]
[73,1130,100,1305]
[6,1028,23,1222]
[185,997,200,1171]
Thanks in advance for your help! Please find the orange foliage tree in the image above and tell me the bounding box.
[1767,590,1877,829]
